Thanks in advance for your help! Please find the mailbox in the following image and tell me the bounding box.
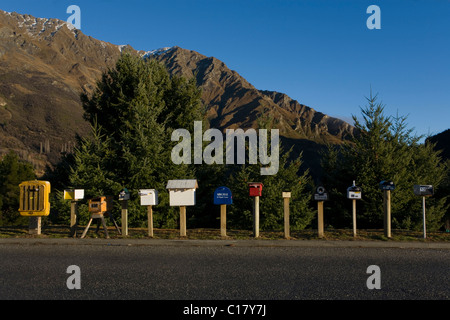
[379,180,395,191]
[64,189,84,201]
[89,196,113,215]
[413,185,434,197]
[347,185,362,200]
[166,179,198,206]
[248,182,263,197]
[139,189,158,206]
[19,181,51,217]
[314,186,329,201]
[119,188,130,201]
[214,187,233,205]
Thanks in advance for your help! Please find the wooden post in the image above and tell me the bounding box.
[352,199,357,237]
[284,197,290,239]
[121,200,128,237]
[100,215,110,239]
[422,196,426,239]
[81,214,110,239]
[180,206,187,237]
[148,205,154,238]
[81,218,93,239]
[29,217,41,235]
[317,201,324,238]
[253,196,260,238]
[220,204,227,238]
[283,192,291,239]
[70,200,78,237]
[384,190,391,238]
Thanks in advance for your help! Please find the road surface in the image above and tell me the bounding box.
[0,238,448,303]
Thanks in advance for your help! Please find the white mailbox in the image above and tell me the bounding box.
[347,186,362,200]
[64,189,84,201]
[166,179,198,206]
[139,189,158,206]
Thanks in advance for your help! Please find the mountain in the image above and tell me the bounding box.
[0,10,122,172]
[427,129,450,161]
[0,10,355,177]
[151,47,355,143]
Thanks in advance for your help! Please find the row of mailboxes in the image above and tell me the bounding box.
[314,185,363,201]
[18,180,435,218]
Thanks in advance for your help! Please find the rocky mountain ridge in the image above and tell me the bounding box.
[0,9,355,176]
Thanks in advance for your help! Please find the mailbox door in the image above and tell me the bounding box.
[314,193,329,201]
[89,202,100,213]
[414,185,434,196]
[64,190,75,200]
[89,198,101,213]
[249,186,262,197]
[141,192,158,206]
[214,187,233,205]
[248,183,263,197]
[348,191,362,199]
[74,189,84,200]
[19,181,50,216]
[100,197,108,212]
[169,189,196,206]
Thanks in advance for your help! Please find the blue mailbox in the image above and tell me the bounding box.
[214,187,233,205]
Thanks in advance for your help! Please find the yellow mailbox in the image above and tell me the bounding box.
[19,181,51,217]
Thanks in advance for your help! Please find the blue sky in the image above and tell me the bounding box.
[2,0,450,140]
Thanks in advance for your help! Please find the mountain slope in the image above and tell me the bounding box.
[151,47,355,143]
[0,10,123,170]
[0,10,355,176]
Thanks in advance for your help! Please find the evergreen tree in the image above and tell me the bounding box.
[0,151,36,225]
[66,52,205,228]
[322,92,449,231]
[226,143,314,231]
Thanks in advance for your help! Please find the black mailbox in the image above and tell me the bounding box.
[314,186,329,201]
[379,180,395,191]
[413,185,434,197]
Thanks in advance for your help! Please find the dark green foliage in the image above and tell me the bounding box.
[47,51,450,234]
[225,144,314,231]
[64,53,202,227]
[48,52,316,231]
[322,93,449,231]
[0,151,36,225]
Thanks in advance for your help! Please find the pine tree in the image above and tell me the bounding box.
[68,52,205,228]
[226,142,314,231]
[322,92,449,231]
[0,151,36,225]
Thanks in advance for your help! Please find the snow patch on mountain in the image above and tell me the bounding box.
[141,47,174,58]
[1,10,78,39]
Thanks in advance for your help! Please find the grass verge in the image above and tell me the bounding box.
[0,225,449,242]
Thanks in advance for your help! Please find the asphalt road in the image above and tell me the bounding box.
[0,239,449,302]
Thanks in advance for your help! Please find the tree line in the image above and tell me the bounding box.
[1,53,449,232]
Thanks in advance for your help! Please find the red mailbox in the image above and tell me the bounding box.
[248,182,263,197]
